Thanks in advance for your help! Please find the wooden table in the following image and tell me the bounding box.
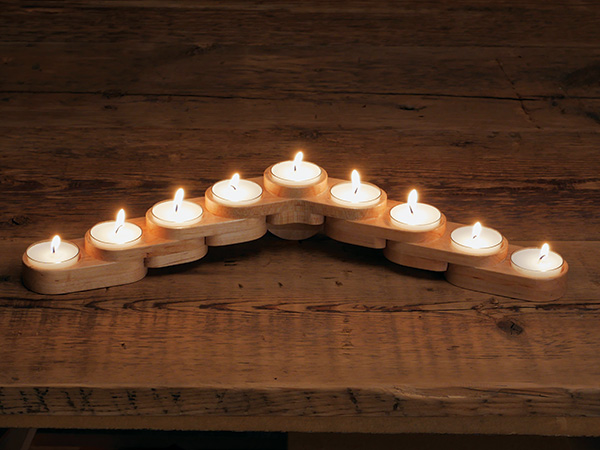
[1,0,599,436]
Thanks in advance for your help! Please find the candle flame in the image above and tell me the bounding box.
[408,189,418,215]
[173,188,184,214]
[472,222,482,240]
[293,152,303,172]
[351,170,361,195]
[51,235,61,254]
[539,243,550,262]
[114,209,125,235]
[229,173,240,191]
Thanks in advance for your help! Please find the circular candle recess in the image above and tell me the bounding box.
[211,174,263,206]
[511,244,564,278]
[451,222,503,255]
[151,188,203,228]
[270,152,323,187]
[390,189,442,232]
[90,209,142,249]
[330,170,382,208]
[26,236,79,270]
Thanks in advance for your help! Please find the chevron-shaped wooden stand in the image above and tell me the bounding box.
[22,166,568,300]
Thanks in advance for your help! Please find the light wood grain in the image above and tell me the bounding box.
[385,222,509,268]
[22,239,148,295]
[383,249,449,272]
[263,165,329,199]
[446,258,569,303]
[21,175,566,299]
[325,218,388,249]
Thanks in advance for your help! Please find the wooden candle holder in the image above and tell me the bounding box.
[22,171,568,301]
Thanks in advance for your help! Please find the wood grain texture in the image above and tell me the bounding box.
[2,1,600,48]
[446,257,569,302]
[0,0,599,435]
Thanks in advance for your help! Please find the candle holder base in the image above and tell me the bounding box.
[205,218,267,246]
[445,255,569,302]
[263,166,329,198]
[267,223,323,241]
[22,175,569,301]
[145,238,208,268]
[325,217,386,249]
[22,239,147,295]
[383,246,449,272]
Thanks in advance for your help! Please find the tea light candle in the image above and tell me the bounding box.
[90,209,142,249]
[150,188,203,228]
[330,170,382,207]
[451,222,503,255]
[211,173,263,206]
[511,243,564,278]
[390,189,442,232]
[270,152,322,187]
[26,235,80,270]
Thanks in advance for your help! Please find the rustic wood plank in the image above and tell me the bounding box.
[2,44,600,99]
[1,0,599,435]
[1,128,598,241]
[1,240,599,372]
[0,238,599,418]
[2,238,599,304]
[1,415,599,436]
[1,1,599,48]
[1,93,599,133]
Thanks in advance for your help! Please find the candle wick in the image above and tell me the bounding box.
[174,204,179,213]
[115,224,123,235]
[231,184,237,191]
[52,247,56,254]
[539,254,546,262]
[409,205,414,215]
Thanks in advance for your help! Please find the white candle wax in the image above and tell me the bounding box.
[390,203,441,231]
[151,200,203,228]
[390,190,442,231]
[330,182,381,207]
[330,170,382,208]
[511,246,564,278]
[26,237,79,270]
[270,152,322,187]
[451,223,503,255]
[211,175,263,206]
[90,210,142,249]
[150,189,203,228]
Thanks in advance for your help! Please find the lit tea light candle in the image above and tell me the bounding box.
[511,243,564,278]
[451,221,503,255]
[211,173,263,206]
[26,235,80,269]
[390,189,442,231]
[90,209,142,248]
[270,152,322,187]
[330,170,382,207]
[150,188,203,228]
